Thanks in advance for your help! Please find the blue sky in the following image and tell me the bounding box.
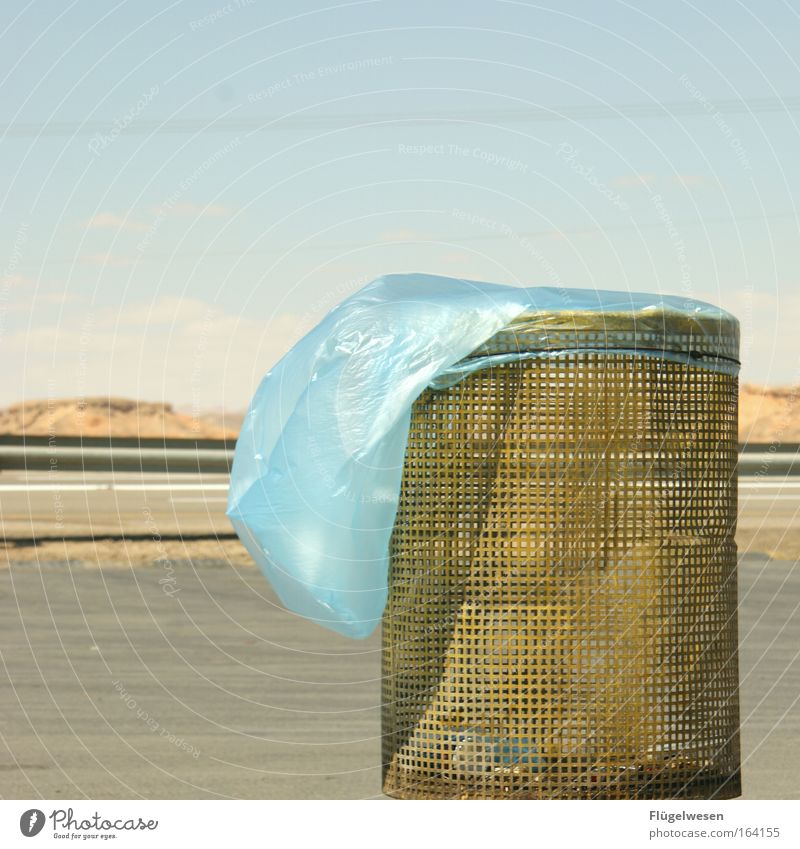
[2,0,799,412]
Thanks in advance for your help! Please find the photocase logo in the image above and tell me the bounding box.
[19,809,45,837]
[15,807,159,837]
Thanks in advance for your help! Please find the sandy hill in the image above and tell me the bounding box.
[0,386,796,443]
[0,397,240,440]
[739,384,800,444]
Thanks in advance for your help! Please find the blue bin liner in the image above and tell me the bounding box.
[227,273,738,638]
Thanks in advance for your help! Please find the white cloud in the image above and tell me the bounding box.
[114,295,216,326]
[161,202,233,218]
[608,174,658,189]
[80,203,234,234]
[81,211,149,232]
[80,252,136,267]
[671,174,718,189]
[608,174,718,190]
[378,227,425,242]
[1,295,306,411]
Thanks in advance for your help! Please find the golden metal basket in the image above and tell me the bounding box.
[382,306,741,799]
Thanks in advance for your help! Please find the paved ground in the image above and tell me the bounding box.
[0,552,796,799]
[0,561,383,800]
[0,471,797,799]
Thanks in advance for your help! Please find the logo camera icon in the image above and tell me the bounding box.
[19,809,46,837]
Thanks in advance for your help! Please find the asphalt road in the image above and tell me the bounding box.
[0,555,797,799]
[0,471,797,799]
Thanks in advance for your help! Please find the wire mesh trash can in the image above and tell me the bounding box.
[382,306,741,800]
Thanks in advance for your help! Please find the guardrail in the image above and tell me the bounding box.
[0,436,798,475]
[738,446,800,476]
[0,436,235,474]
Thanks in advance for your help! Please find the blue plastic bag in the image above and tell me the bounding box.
[226,273,738,638]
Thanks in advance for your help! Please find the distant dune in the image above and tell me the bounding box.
[0,397,241,440]
[739,384,800,444]
[0,386,797,443]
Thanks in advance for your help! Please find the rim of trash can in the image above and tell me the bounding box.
[467,306,740,363]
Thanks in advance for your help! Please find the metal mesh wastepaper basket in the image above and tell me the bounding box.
[381,306,741,800]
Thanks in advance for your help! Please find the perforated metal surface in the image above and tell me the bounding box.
[382,323,740,799]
